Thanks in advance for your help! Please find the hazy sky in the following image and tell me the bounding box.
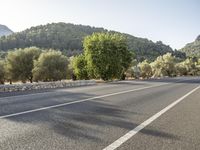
[0,0,199,49]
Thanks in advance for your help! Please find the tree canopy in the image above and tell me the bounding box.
[83,32,132,80]
[150,53,176,77]
[5,47,41,83]
[138,60,152,78]
[72,54,89,80]
[32,50,68,81]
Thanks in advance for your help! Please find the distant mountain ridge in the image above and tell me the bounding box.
[180,35,200,57]
[195,35,200,41]
[0,24,13,37]
[0,22,183,60]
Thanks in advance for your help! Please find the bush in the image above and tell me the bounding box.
[151,53,176,77]
[138,60,152,78]
[32,50,68,81]
[5,47,41,83]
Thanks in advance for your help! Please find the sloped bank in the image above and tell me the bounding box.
[0,80,96,92]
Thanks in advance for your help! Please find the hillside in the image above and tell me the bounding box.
[180,35,200,57]
[0,22,180,60]
[0,25,13,37]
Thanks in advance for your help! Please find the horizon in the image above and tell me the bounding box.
[1,0,199,49]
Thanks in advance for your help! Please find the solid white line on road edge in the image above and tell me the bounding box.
[103,85,200,150]
[0,78,190,100]
[0,82,153,100]
[0,83,170,119]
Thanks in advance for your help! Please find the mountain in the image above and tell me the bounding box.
[180,35,200,57]
[0,22,181,61]
[0,25,13,37]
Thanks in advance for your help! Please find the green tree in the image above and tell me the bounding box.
[151,53,176,77]
[66,56,74,80]
[125,59,137,78]
[0,60,5,84]
[32,50,68,81]
[72,54,89,80]
[162,53,176,76]
[84,32,132,80]
[181,58,197,76]
[5,47,41,83]
[175,63,187,76]
[138,60,152,78]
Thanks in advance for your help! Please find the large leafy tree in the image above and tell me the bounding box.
[32,50,68,81]
[72,54,89,80]
[5,47,41,83]
[83,32,132,80]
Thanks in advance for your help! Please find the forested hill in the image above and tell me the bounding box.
[0,22,181,60]
[0,25,13,37]
[180,35,200,57]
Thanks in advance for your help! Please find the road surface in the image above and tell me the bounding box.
[0,77,200,150]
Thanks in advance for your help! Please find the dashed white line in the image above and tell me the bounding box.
[103,85,200,150]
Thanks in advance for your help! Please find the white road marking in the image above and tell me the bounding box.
[103,85,200,150]
[0,83,170,119]
[0,78,188,100]
[0,82,148,100]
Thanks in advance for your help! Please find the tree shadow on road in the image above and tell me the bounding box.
[1,93,179,143]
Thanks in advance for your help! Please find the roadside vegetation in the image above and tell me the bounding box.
[0,32,199,84]
[127,53,200,79]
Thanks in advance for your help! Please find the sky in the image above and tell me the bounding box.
[0,0,199,49]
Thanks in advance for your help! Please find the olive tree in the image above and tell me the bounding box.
[151,53,176,77]
[5,47,41,83]
[32,50,68,81]
[138,60,152,78]
[181,58,198,76]
[175,63,187,76]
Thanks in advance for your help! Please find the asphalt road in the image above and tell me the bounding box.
[0,77,200,150]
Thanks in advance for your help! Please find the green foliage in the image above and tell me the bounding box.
[0,23,176,61]
[0,23,105,55]
[0,60,5,84]
[138,60,152,78]
[126,37,175,61]
[175,63,187,76]
[151,53,176,77]
[32,50,68,81]
[5,47,41,82]
[125,59,138,78]
[178,58,199,76]
[180,35,200,57]
[84,32,132,80]
[198,58,200,65]
[72,54,89,80]
[0,51,7,60]
[66,56,74,79]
